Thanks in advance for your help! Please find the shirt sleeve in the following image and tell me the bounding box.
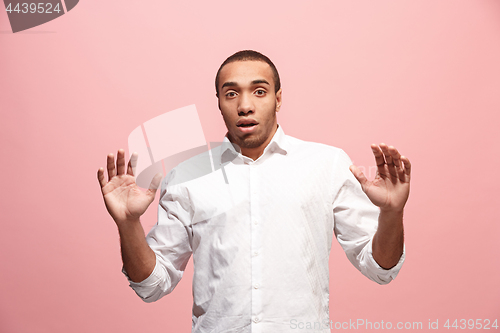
[332,149,405,285]
[122,169,193,302]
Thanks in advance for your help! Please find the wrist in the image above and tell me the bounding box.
[378,208,404,226]
[115,216,142,230]
[379,206,404,216]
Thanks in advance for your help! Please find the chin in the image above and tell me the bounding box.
[241,138,265,149]
[233,133,265,149]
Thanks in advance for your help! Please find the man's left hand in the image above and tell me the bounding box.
[349,143,411,212]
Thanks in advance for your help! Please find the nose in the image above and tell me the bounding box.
[237,92,254,116]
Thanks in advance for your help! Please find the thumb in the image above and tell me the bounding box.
[349,165,369,192]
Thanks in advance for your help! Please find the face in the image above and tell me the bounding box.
[217,60,282,159]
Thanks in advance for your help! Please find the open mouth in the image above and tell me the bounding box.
[236,121,258,133]
[236,119,259,128]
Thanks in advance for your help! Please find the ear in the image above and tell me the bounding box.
[275,88,282,112]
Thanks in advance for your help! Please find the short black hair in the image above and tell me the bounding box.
[215,50,281,97]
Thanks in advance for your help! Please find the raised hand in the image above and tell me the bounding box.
[349,143,411,212]
[97,149,163,225]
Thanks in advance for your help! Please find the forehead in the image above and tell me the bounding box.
[218,60,274,88]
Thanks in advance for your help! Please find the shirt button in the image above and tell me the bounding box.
[253,317,260,323]
[253,220,258,225]
[253,283,260,289]
[252,251,259,257]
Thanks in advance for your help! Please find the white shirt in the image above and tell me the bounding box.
[123,125,405,332]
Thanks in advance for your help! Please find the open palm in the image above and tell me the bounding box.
[97,149,162,224]
[350,144,411,212]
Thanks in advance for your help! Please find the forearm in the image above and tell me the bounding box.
[372,209,404,269]
[117,218,156,283]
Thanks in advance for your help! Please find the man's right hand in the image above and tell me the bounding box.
[97,149,163,226]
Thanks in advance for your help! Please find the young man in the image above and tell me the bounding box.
[97,50,411,332]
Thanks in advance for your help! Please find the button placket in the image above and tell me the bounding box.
[249,163,262,331]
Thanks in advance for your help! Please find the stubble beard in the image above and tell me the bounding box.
[229,126,269,149]
[237,132,267,149]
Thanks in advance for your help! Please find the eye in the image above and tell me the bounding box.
[225,91,237,98]
[255,89,266,96]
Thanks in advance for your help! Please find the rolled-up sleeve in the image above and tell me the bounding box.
[122,170,193,302]
[332,150,405,285]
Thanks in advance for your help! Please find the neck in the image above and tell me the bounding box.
[241,147,265,161]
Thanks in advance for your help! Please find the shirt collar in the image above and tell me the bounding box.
[220,124,288,163]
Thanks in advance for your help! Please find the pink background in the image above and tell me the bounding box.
[1,0,499,332]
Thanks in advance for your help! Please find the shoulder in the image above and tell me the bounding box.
[284,133,350,164]
[282,134,356,194]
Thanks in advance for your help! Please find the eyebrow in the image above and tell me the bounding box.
[251,79,270,86]
[221,79,270,90]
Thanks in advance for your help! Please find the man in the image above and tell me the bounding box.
[97,50,411,332]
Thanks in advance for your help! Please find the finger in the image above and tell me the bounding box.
[401,156,411,177]
[396,162,406,182]
[388,145,405,181]
[349,165,369,192]
[371,144,386,166]
[97,167,107,188]
[127,152,138,176]
[116,149,126,175]
[389,146,402,168]
[371,144,387,175]
[380,144,398,179]
[107,153,116,181]
[379,143,393,165]
[147,172,164,198]
[388,146,406,182]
